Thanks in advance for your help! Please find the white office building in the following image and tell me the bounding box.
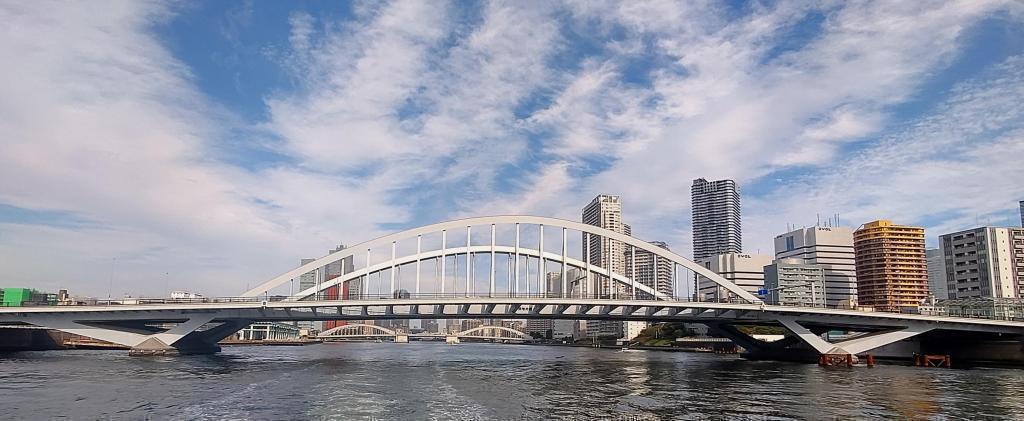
[763,258,826,307]
[773,226,857,306]
[940,227,1024,299]
[697,253,773,301]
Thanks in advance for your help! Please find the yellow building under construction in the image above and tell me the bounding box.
[853,220,928,312]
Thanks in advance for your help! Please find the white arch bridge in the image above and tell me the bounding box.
[2,215,1024,362]
[318,324,529,342]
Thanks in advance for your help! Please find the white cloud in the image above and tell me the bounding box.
[745,54,1024,252]
[0,1,406,296]
[518,0,1024,256]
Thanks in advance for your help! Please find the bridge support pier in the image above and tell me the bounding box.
[709,319,937,364]
[706,323,820,363]
[129,337,221,356]
[22,313,250,356]
[128,319,251,356]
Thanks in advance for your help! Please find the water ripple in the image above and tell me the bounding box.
[3,344,1024,419]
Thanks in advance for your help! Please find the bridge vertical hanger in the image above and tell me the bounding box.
[672,264,677,300]
[514,223,520,296]
[390,241,397,296]
[538,224,545,298]
[606,241,614,299]
[365,248,371,299]
[440,230,447,296]
[315,267,322,301]
[630,245,636,300]
[490,224,496,297]
[465,226,471,298]
[415,235,421,295]
[585,232,591,298]
[561,227,568,298]
[654,254,659,300]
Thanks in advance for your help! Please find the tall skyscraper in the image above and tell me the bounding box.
[774,226,857,306]
[691,178,742,260]
[1019,200,1023,227]
[628,241,674,298]
[925,248,948,300]
[939,227,1024,299]
[853,220,928,312]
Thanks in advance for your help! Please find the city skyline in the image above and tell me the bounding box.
[1,1,1023,298]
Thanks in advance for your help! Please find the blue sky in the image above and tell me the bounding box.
[1,1,1023,297]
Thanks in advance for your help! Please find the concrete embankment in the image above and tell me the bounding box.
[0,328,67,352]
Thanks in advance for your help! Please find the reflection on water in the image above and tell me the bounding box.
[2,342,1024,419]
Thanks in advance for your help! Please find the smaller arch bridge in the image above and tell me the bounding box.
[319,323,396,338]
[454,325,528,341]
[317,323,529,342]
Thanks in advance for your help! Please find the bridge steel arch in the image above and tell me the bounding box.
[242,216,760,303]
[287,245,666,302]
[318,323,396,337]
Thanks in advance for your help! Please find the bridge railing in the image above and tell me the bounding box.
[19,294,1024,322]
[40,292,756,307]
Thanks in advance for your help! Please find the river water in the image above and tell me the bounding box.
[2,342,1024,420]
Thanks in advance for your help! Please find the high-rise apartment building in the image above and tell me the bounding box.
[627,241,674,298]
[581,195,631,339]
[774,227,857,306]
[582,195,628,295]
[925,248,948,300]
[525,319,554,337]
[691,178,742,260]
[696,253,773,301]
[763,258,826,307]
[939,227,1024,299]
[853,220,928,311]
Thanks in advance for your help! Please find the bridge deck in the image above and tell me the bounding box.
[3,298,1022,334]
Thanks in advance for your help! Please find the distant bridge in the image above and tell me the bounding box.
[317,323,529,342]
[1,215,1023,362]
